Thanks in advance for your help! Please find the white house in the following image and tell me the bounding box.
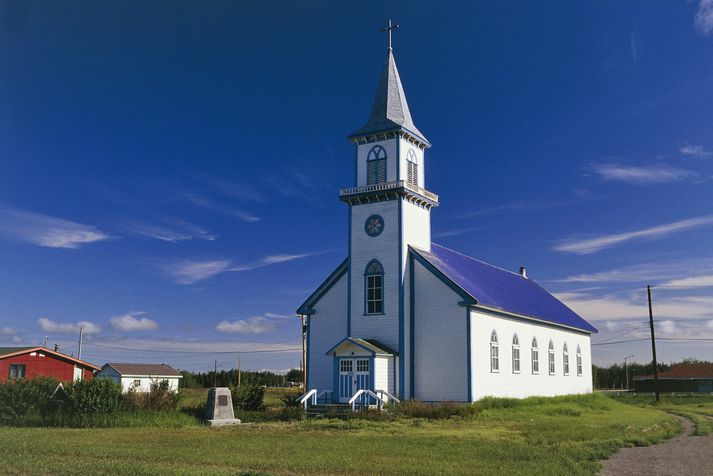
[296,40,597,403]
[96,363,182,393]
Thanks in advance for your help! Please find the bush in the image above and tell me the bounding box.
[280,392,302,408]
[124,380,180,411]
[0,377,124,426]
[397,400,477,419]
[231,385,265,411]
[0,377,61,424]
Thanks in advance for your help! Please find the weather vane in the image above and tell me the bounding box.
[382,19,399,50]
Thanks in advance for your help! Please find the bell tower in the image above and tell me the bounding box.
[339,21,438,397]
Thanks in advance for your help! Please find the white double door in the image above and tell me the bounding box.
[338,358,370,403]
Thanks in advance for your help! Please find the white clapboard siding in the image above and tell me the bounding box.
[350,200,400,350]
[469,308,593,400]
[374,355,395,394]
[412,259,468,402]
[308,273,348,392]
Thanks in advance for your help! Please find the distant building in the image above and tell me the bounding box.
[0,346,99,381]
[96,363,182,393]
[296,41,597,403]
[634,362,713,393]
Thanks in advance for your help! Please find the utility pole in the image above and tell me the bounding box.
[213,360,217,388]
[237,355,241,387]
[647,285,660,402]
[77,326,84,360]
[624,354,635,390]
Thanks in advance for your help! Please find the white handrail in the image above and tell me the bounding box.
[375,389,400,407]
[316,389,332,403]
[298,389,317,409]
[348,389,387,411]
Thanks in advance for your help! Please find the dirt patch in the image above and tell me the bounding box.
[599,415,713,476]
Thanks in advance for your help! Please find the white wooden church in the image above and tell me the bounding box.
[297,36,597,403]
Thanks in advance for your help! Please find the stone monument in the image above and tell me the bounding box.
[205,387,241,426]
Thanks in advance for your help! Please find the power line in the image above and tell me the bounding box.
[83,342,301,354]
[592,338,650,346]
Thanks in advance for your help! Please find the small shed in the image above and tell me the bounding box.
[0,346,99,381]
[96,363,182,393]
[634,362,713,393]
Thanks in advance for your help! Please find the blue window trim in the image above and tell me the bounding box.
[366,145,387,184]
[406,246,413,399]
[347,208,352,336]
[364,259,385,316]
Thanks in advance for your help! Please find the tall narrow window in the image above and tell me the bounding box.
[563,343,570,376]
[406,149,418,186]
[531,338,539,374]
[548,340,555,375]
[367,146,387,185]
[364,260,384,314]
[576,345,583,376]
[512,334,520,373]
[490,330,499,372]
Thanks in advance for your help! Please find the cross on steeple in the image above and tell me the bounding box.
[381,19,399,50]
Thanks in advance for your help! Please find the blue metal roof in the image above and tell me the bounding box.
[412,244,597,334]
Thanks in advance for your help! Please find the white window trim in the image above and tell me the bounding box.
[490,331,499,373]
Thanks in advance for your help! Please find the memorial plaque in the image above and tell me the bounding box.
[205,387,241,426]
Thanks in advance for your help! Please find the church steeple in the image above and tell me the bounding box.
[349,38,429,146]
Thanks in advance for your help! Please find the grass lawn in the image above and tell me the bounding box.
[0,393,678,475]
[611,393,713,436]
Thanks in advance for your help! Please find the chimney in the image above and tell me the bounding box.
[519,266,527,279]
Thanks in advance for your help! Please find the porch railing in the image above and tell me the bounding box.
[298,389,317,410]
[348,389,387,412]
[375,389,400,409]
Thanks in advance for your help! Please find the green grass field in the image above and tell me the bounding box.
[0,392,680,475]
[611,393,713,436]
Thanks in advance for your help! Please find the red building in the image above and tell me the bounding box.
[0,346,100,381]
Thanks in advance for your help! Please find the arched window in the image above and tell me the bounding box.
[548,340,555,375]
[531,338,539,374]
[512,334,520,373]
[490,330,499,372]
[576,345,583,376]
[406,149,418,186]
[364,260,384,314]
[563,343,570,376]
[367,146,387,185]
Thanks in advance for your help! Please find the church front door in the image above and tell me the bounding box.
[338,358,370,403]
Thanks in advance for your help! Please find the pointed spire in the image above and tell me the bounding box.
[349,49,429,146]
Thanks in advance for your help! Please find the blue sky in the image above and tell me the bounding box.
[1,1,713,372]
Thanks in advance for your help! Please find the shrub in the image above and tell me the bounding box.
[0,377,61,424]
[66,378,123,417]
[124,380,180,411]
[397,400,477,419]
[231,385,265,411]
[280,392,302,408]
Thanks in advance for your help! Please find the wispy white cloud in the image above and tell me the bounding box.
[38,318,101,335]
[231,253,316,272]
[216,316,276,334]
[660,274,713,288]
[0,205,110,249]
[591,163,698,185]
[183,192,260,223]
[160,252,318,284]
[160,259,233,285]
[680,144,712,157]
[695,0,713,36]
[110,312,159,331]
[0,327,16,336]
[123,220,216,243]
[554,259,713,284]
[557,291,713,323]
[554,215,713,255]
